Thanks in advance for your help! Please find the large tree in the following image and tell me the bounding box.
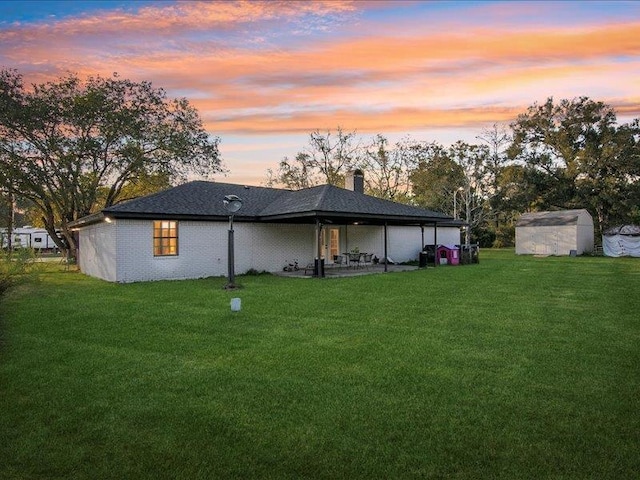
[447,141,492,245]
[356,135,416,203]
[0,69,222,257]
[267,127,359,188]
[410,141,493,245]
[476,124,512,238]
[409,142,463,213]
[266,152,314,190]
[508,96,640,232]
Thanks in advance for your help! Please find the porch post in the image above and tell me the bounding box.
[384,222,388,273]
[345,225,348,252]
[434,222,438,267]
[316,220,324,278]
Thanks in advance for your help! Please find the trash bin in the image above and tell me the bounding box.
[314,258,325,277]
[419,251,429,268]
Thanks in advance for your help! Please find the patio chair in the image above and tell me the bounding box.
[333,255,345,267]
[362,253,373,269]
[348,252,362,268]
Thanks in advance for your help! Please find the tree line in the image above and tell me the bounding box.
[267,98,640,246]
[1,68,638,256]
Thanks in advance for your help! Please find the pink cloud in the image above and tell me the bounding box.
[205,104,525,135]
[1,1,638,142]
[1,1,359,37]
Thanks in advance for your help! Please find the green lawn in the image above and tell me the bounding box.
[1,250,638,479]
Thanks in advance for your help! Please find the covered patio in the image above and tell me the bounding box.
[258,183,464,277]
[274,262,421,278]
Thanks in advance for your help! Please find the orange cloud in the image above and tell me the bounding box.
[205,105,525,134]
[1,0,639,142]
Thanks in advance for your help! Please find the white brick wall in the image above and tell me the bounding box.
[116,220,229,282]
[102,220,320,282]
[77,219,461,282]
[242,223,317,272]
[387,226,461,262]
[78,221,116,282]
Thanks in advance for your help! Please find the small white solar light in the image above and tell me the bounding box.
[230,298,241,312]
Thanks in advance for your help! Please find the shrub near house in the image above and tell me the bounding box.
[0,249,37,297]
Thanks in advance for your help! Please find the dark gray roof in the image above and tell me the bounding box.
[102,181,287,218]
[259,184,451,224]
[71,180,458,227]
[516,209,591,227]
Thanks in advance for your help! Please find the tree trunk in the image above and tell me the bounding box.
[41,213,71,259]
[7,191,15,251]
[61,227,78,262]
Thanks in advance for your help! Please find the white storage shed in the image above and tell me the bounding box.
[515,209,594,255]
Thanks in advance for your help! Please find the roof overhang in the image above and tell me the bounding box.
[68,212,107,229]
[71,209,465,229]
[259,210,461,226]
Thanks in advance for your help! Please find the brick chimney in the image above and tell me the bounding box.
[345,169,364,194]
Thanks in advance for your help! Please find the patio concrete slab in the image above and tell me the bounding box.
[273,264,421,278]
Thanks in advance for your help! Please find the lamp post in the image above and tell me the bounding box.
[223,194,243,288]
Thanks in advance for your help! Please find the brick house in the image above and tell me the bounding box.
[70,176,462,282]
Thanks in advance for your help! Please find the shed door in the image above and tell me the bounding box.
[546,232,559,255]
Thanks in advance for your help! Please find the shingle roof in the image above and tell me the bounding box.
[259,184,449,222]
[73,180,456,226]
[516,209,591,227]
[103,181,287,218]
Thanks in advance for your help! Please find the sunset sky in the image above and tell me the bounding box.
[1,0,639,185]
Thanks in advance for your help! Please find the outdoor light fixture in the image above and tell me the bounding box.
[223,194,243,288]
[223,194,243,214]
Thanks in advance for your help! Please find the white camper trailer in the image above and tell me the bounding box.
[0,226,59,251]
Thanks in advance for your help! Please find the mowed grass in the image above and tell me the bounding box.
[0,250,638,479]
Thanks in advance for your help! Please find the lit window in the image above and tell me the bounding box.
[153,221,178,256]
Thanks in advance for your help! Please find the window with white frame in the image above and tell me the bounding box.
[153,221,178,256]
